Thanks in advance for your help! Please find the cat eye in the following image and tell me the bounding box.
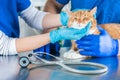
[84,14,87,17]
[83,18,86,20]
[74,17,77,20]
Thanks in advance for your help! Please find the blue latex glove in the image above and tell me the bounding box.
[60,9,96,26]
[50,22,91,43]
[76,26,119,57]
[60,11,69,26]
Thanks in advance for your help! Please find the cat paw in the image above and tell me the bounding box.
[63,49,86,59]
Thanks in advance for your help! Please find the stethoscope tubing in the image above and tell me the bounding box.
[31,52,108,74]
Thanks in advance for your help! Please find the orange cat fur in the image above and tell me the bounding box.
[68,7,120,52]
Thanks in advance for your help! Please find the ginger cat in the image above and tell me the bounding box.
[63,7,120,59]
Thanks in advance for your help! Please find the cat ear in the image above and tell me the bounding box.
[66,9,72,15]
[90,7,97,18]
[90,7,97,15]
[64,5,72,16]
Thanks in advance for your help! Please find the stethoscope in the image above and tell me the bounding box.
[19,52,108,75]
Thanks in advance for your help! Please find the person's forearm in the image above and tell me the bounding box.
[42,14,62,29]
[44,0,63,13]
[43,0,64,32]
[16,33,50,53]
[0,31,49,55]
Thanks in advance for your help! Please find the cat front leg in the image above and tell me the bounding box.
[63,41,87,59]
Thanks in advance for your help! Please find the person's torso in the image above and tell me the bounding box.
[0,0,30,38]
[0,0,20,37]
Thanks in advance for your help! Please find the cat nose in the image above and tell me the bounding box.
[78,20,81,23]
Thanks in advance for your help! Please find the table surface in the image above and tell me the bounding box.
[0,54,120,80]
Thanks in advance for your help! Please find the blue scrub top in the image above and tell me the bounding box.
[0,0,31,37]
[56,0,120,24]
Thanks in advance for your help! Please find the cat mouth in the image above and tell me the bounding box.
[70,21,96,35]
[70,21,87,29]
[71,26,85,29]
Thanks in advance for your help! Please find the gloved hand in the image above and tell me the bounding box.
[50,22,91,43]
[76,26,119,57]
[60,11,69,26]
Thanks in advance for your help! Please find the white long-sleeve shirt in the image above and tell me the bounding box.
[0,31,16,55]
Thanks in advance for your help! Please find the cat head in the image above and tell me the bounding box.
[68,7,97,29]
